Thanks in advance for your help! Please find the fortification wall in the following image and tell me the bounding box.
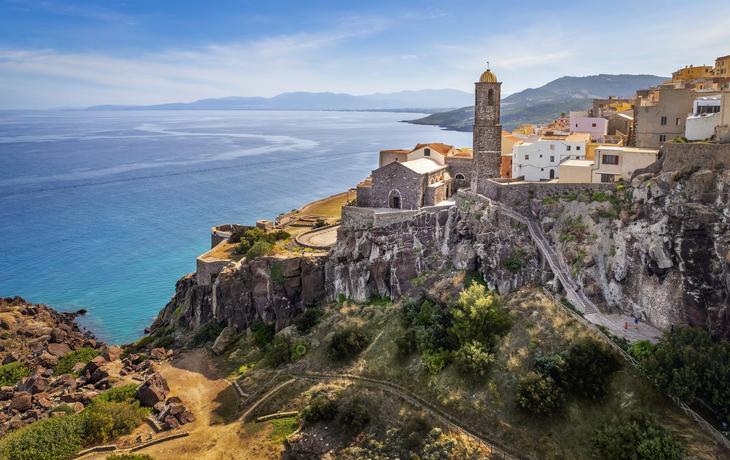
[341,204,452,230]
[662,143,730,172]
[197,238,235,286]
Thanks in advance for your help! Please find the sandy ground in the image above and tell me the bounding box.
[80,349,285,460]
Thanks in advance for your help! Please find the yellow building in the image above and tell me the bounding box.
[585,141,625,161]
[512,125,535,135]
[671,65,714,82]
[559,147,659,183]
[716,54,730,78]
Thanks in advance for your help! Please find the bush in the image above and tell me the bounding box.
[453,341,495,376]
[627,340,655,361]
[303,394,339,424]
[154,335,174,349]
[395,329,418,356]
[246,240,273,261]
[82,398,150,444]
[327,329,369,361]
[0,361,31,386]
[449,284,512,350]
[421,348,452,374]
[563,337,621,399]
[265,334,292,367]
[591,192,608,202]
[53,347,100,377]
[93,384,138,404]
[50,403,75,416]
[338,399,370,432]
[251,318,275,346]
[504,246,526,273]
[313,219,326,229]
[270,265,285,283]
[190,321,225,347]
[293,307,323,334]
[291,339,307,361]
[591,413,684,460]
[0,414,85,460]
[517,371,564,415]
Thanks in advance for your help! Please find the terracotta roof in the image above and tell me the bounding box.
[400,158,447,174]
[412,143,453,155]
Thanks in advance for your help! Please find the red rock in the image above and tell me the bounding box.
[101,345,122,362]
[36,352,58,369]
[169,404,185,416]
[71,362,85,374]
[150,348,166,361]
[9,392,31,412]
[50,328,67,344]
[72,402,84,413]
[2,352,20,365]
[164,415,179,429]
[135,372,170,407]
[177,411,196,425]
[0,387,14,401]
[9,420,24,430]
[46,343,71,357]
[166,396,182,405]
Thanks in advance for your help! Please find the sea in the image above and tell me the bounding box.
[0,110,472,345]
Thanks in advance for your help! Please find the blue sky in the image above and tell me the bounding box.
[1,0,730,109]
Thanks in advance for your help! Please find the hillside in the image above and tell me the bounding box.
[405,73,667,131]
[82,89,474,112]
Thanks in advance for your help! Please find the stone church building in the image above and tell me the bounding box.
[356,67,502,209]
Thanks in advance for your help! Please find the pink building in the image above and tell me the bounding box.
[571,117,608,141]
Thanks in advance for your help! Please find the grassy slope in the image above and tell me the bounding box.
[217,275,722,460]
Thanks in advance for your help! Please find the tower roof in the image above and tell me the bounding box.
[479,68,498,83]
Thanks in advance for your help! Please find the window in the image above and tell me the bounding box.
[676,118,681,125]
[424,148,431,156]
[550,156,554,162]
[488,89,494,106]
[602,155,619,165]
[550,144,555,150]
[525,155,529,160]
[575,124,578,127]
[566,145,571,151]
[600,174,615,183]
[541,168,544,171]
[540,155,542,158]
[592,123,596,128]
[455,173,465,180]
[660,135,667,142]
[661,116,667,125]
[576,146,581,151]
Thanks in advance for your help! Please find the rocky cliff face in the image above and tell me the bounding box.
[539,167,730,338]
[153,198,543,334]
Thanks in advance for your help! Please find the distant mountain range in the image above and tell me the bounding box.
[406,74,668,132]
[82,89,474,112]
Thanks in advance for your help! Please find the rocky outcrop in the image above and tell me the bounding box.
[152,194,544,335]
[136,372,170,407]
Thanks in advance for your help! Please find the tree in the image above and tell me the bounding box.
[454,341,495,376]
[448,284,512,349]
[591,413,684,460]
[562,337,621,399]
[517,371,564,415]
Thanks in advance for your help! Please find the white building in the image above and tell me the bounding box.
[570,117,608,141]
[685,94,728,141]
[512,133,590,181]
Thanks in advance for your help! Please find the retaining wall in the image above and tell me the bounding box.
[661,143,730,172]
[341,203,452,229]
[196,239,234,286]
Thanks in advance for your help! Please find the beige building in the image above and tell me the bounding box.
[714,55,730,78]
[378,143,461,168]
[559,146,659,183]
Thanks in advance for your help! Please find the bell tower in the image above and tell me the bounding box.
[471,65,502,195]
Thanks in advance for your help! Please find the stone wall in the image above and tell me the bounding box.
[426,183,447,206]
[369,161,424,209]
[662,143,730,172]
[716,125,730,144]
[197,239,235,286]
[341,206,418,229]
[356,185,374,208]
[445,157,473,193]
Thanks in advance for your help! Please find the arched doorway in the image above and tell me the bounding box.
[549,169,555,179]
[388,189,402,209]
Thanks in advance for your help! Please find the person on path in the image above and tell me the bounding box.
[624,322,628,330]
[634,317,639,328]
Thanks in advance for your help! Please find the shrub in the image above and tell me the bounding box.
[273,230,290,241]
[421,348,451,374]
[453,341,495,376]
[93,384,138,404]
[0,414,85,460]
[270,264,285,283]
[591,192,608,202]
[265,334,292,367]
[327,329,369,361]
[50,403,75,416]
[246,240,273,261]
[517,371,564,415]
[190,321,225,347]
[0,361,31,387]
[449,284,512,350]
[395,329,418,356]
[504,246,526,273]
[591,413,684,460]
[313,219,326,229]
[82,398,150,444]
[303,394,338,424]
[154,335,174,349]
[416,300,434,326]
[338,399,370,432]
[627,340,656,361]
[534,353,566,381]
[293,307,323,334]
[53,347,100,377]
[563,337,621,399]
[251,318,275,346]
[291,339,307,361]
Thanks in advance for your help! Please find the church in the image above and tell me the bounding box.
[356,66,503,209]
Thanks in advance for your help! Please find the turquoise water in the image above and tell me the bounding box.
[0,110,472,344]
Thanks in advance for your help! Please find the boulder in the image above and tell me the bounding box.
[169,404,185,416]
[71,362,86,374]
[136,372,170,407]
[2,352,20,365]
[101,346,122,362]
[50,328,67,344]
[89,366,110,385]
[47,343,71,357]
[149,348,167,361]
[648,243,673,269]
[164,415,180,430]
[177,411,196,425]
[9,392,31,412]
[589,210,600,224]
[166,396,182,405]
[211,326,238,355]
[36,352,58,369]
[84,356,107,374]
[153,401,166,412]
[0,387,14,401]
[72,402,84,413]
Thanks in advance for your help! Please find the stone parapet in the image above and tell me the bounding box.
[662,143,730,172]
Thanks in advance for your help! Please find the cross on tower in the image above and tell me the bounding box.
[486,61,489,69]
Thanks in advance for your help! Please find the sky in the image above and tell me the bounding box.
[1,0,730,109]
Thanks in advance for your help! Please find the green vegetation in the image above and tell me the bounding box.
[313,219,326,229]
[0,361,31,387]
[82,397,150,444]
[270,264,285,283]
[591,192,608,202]
[504,246,527,273]
[251,317,275,346]
[463,270,487,288]
[326,328,369,361]
[517,371,565,415]
[591,413,684,460]
[268,417,300,444]
[337,396,370,433]
[190,321,225,347]
[293,307,323,334]
[55,348,100,376]
[246,240,273,261]
[232,227,290,258]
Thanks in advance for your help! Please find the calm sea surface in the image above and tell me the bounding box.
[0,110,472,344]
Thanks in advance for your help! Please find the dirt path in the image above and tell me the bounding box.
[79,349,284,460]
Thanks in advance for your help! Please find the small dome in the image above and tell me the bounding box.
[480,69,497,83]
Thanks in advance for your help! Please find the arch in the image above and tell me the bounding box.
[488,89,494,106]
[438,175,443,182]
[455,173,466,180]
[429,177,435,185]
[549,169,555,179]
[388,189,402,209]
